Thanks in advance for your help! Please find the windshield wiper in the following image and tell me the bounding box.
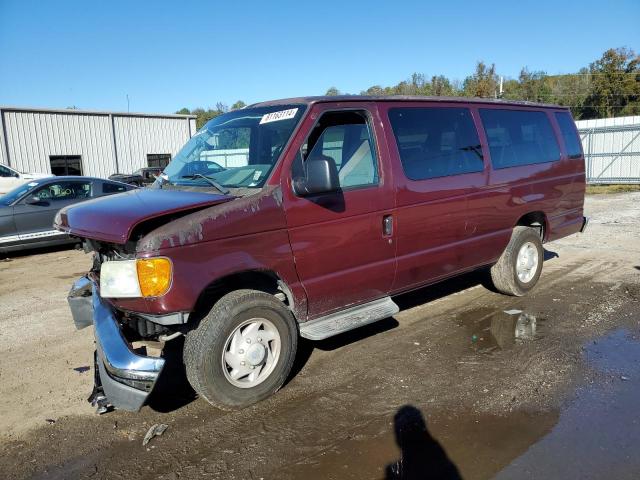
[181,174,230,195]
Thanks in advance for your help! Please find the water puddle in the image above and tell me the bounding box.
[281,328,640,480]
[494,328,640,479]
[456,308,544,353]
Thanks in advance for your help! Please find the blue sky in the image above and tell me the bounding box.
[0,0,638,113]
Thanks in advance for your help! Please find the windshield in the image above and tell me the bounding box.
[157,104,305,191]
[0,181,38,206]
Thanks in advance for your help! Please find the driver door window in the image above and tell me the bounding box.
[299,111,379,189]
[32,181,92,202]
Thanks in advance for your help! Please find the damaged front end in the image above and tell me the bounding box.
[68,275,166,412]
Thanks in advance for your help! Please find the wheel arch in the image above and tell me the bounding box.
[191,269,300,326]
[515,211,548,242]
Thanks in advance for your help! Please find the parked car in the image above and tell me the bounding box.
[109,167,164,186]
[0,163,51,194]
[0,176,135,253]
[58,96,587,413]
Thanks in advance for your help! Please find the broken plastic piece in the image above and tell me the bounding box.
[504,309,523,315]
[142,423,169,446]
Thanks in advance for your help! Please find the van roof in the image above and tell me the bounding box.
[250,95,567,110]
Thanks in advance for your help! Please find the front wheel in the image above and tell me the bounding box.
[184,289,298,409]
[490,226,544,296]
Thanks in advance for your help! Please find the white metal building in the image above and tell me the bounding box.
[0,106,197,178]
[575,115,640,184]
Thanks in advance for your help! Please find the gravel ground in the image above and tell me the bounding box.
[0,192,639,479]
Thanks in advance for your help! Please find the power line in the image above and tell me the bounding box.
[516,72,640,76]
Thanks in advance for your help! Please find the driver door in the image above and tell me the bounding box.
[281,104,397,320]
[13,179,94,241]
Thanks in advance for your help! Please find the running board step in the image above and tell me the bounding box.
[299,297,399,341]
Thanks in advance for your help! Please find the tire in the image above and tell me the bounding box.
[184,289,298,409]
[490,226,544,296]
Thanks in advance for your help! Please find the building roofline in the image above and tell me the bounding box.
[0,105,196,119]
[249,95,567,110]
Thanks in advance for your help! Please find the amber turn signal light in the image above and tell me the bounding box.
[136,258,172,297]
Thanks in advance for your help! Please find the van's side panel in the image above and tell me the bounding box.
[379,102,487,293]
[463,106,585,268]
[545,111,586,241]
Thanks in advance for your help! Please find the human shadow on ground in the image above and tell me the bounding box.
[385,405,462,480]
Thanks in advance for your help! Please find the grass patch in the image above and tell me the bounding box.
[586,184,640,195]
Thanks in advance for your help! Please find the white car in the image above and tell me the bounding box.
[0,164,52,194]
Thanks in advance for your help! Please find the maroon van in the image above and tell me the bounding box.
[57,96,587,412]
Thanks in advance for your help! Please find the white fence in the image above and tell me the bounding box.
[200,148,249,168]
[575,116,640,184]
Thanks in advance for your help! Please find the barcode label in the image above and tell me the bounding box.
[260,108,298,124]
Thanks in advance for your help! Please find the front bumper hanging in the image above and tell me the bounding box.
[68,277,165,412]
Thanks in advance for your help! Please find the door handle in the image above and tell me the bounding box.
[383,215,393,236]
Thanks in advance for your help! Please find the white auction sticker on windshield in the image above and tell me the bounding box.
[259,108,298,125]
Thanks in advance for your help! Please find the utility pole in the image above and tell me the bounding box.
[499,76,504,98]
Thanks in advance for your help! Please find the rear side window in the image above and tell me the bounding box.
[480,109,560,169]
[102,182,129,194]
[554,112,583,159]
[388,108,484,180]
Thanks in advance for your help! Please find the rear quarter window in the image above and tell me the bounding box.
[480,109,561,169]
[554,111,583,159]
[388,107,484,180]
[102,182,130,194]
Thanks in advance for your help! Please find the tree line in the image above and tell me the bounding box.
[176,100,246,129]
[178,47,639,126]
[326,47,640,120]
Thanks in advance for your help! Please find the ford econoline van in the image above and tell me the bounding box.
[58,96,587,412]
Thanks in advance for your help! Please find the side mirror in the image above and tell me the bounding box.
[293,156,339,196]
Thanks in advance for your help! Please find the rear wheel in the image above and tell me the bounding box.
[490,226,543,296]
[184,289,298,409]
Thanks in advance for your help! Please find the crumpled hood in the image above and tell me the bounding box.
[54,188,233,244]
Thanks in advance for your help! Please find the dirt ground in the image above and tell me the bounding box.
[1,192,639,480]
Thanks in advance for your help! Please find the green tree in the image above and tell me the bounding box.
[430,75,455,96]
[325,87,341,96]
[176,107,191,115]
[231,100,246,110]
[545,70,592,118]
[583,47,640,118]
[463,61,498,98]
[361,85,384,95]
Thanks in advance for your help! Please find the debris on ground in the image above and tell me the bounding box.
[73,366,90,373]
[142,424,169,446]
[45,419,56,424]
